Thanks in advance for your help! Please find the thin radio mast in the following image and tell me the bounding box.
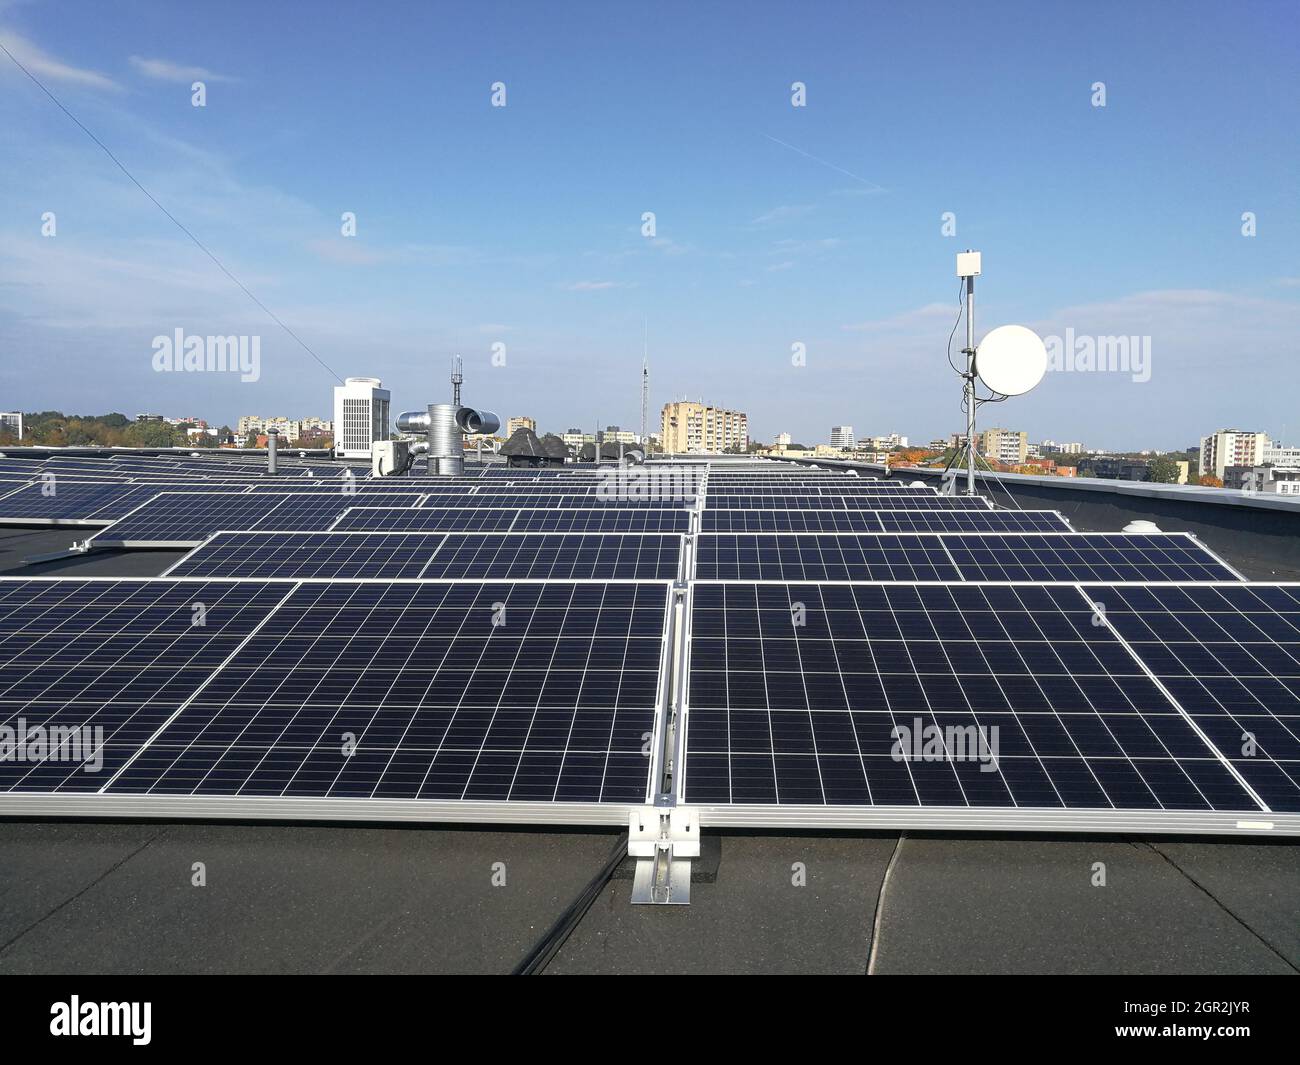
[451,355,463,406]
[958,252,978,496]
[640,318,649,448]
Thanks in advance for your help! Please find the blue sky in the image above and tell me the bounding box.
[1,0,1297,448]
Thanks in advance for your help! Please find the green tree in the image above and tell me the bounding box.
[1147,455,1181,484]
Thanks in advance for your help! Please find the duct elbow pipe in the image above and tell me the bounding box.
[396,410,431,433]
[456,408,500,435]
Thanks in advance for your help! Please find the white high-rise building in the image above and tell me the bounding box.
[332,377,391,458]
[829,425,855,449]
[1200,429,1268,480]
[0,412,22,439]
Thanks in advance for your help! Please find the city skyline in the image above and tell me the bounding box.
[1,2,1297,448]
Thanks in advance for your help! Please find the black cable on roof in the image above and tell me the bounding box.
[512,832,628,975]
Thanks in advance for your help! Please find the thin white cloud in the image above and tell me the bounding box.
[129,55,236,84]
[565,280,631,291]
[772,237,843,254]
[842,302,958,332]
[766,261,795,272]
[0,30,119,90]
[305,239,386,266]
[749,204,814,226]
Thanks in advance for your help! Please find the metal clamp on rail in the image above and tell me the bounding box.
[629,806,699,905]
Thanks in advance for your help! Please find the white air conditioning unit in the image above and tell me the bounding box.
[372,440,411,477]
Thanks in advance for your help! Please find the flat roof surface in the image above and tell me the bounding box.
[2,524,1297,974]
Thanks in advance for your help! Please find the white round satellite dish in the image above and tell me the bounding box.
[975,324,1048,396]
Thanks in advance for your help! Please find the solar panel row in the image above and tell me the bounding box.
[168,532,683,581]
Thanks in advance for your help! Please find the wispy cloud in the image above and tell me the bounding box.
[749,204,814,226]
[842,302,957,332]
[129,55,237,84]
[305,239,386,266]
[564,280,631,291]
[0,30,119,90]
[766,261,795,273]
[772,237,842,254]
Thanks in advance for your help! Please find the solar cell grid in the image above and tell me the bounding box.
[106,580,671,805]
[696,534,959,582]
[168,531,683,581]
[0,578,293,792]
[331,507,691,534]
[876,509,1072,532]
[703,494,992,510]
[681,582,1261,814]
[693,532,1235,583]
[91,490,426,545]
[1085,583,1300,812]
[943,533,1240,583]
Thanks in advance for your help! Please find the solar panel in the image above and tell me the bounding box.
[0,578,293,792]
[876,509,1073,532]
[941,533,1241,582]
[693,533,1237,583]
[105,581,671,806]
[0,481,232,523]
[168,532,683,581]
[700,509,1074,533]
[91,490,425,546]
[333,507,520,532]
[702,510,885,532]
[446,493,681,509]
[703,494,992,510]
[1084,583,1300,812]
[332,507,691,533]
[680,582,1264,820]
[696,534,960,582]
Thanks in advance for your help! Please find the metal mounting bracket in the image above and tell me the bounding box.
[23,539,94,565]
[629,806,699,905]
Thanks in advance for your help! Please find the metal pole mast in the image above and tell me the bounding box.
[964,274,976,496]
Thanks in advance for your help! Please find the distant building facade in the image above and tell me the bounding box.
[1226,464,1300,495]
[238,415,332,441]
[978,427,1028,465]
[332,377,390,458]
[1200,429,1268,481]
[660,401,748,454]
[506,416,536,437]
[829,425,855,449]
[561,428,594,451]
[0,412,22,439]
[600,425,638,445]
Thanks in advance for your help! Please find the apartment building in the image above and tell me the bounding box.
[660,401,748,454]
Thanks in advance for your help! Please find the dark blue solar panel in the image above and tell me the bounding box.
[91,490,424,545]
[0,578,292,792]
[701,510,886,532]
[1085,583,1300,812]
[170,532,682,580]
[703,494,991,510]
[0,481,228,521]
[106,581,670,805]
[695,534,959,581]
[876,510,1072,532]
[682,582,1260,812]
[943,533,1239,582]
[333,507,690,533]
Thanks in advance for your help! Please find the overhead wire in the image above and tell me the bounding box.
[0,40,344,385]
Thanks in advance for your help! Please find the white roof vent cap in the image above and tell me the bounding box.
[1123,520,1162,533]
